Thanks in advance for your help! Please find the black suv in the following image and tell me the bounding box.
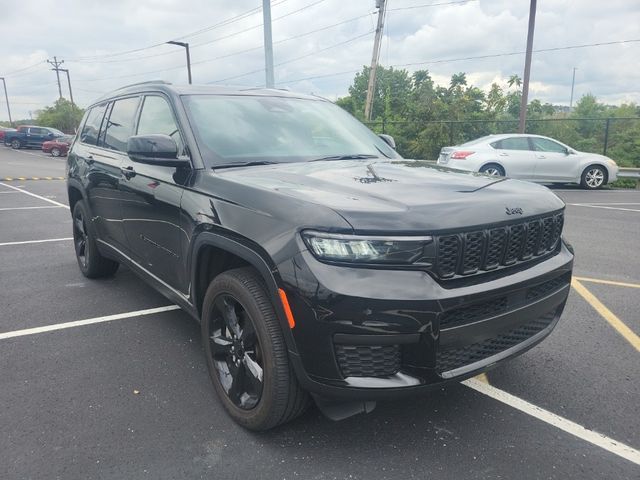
[67,81,573,430]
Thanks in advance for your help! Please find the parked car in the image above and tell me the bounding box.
[4,125,65,149]
[0,126,16,144]
[67,82,573,430]
[437,134,619,189]
[42,135,74,156]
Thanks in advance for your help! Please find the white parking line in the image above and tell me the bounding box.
[0,237,73,247]
[0,181,68,208]
[0,205,66,211]
[14,149,50,158]
[568,203,640,213]
[463,378,640,466]
[0,305,181,340]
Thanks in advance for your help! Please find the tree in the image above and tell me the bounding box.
[35,98,84,134]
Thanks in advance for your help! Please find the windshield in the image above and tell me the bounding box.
[181,94,399,167]
[49,128,65,136]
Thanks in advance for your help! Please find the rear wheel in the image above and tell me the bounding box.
[480,163,505,177]
[51,147,61,157]
[581,165,606,189]
[72,201,119,278]
[11,139,21,149]
[201,267,309,431]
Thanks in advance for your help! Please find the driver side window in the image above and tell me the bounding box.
[137,95,185,156]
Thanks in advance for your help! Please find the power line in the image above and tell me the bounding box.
[388,0,477,11]
[2,62,48,78]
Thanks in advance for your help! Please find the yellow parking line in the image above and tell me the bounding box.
[475,373,490,384]
[571,279,640,353]
[574,276,640,289]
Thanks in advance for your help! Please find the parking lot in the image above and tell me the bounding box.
[1,146,638,479]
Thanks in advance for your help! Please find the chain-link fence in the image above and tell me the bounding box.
[364,117,640,167]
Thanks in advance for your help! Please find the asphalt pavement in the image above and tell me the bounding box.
[0,146,638,479]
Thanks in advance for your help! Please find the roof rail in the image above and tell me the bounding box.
[113,80,171,90]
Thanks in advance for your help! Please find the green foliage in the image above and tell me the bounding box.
[35,98,84,134]
[336,66,640,167]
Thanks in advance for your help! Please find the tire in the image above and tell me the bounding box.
[72,201,119,278]
[580,165,607,190]
[201,267,309,431]
[51,147,61,157]
[11,139,22,149]
[479,163,505,177]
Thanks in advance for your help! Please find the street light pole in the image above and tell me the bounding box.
[569,67,577,110]
[59,68,75,106]
[0,77,13,126]
[262,0,275,88]
[166,41,192,84]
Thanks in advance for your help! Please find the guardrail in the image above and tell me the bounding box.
[618,167,640,179]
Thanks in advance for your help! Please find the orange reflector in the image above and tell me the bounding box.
[278,288,296,329]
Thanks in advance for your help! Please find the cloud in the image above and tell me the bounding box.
[0,0,638,120]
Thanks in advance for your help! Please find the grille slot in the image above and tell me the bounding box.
[440,297,508,329]
[526,273,571,301]
[434,212,563,279]
[436,313,556,373]
[335,344,401,378]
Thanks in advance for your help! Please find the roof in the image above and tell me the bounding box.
[91,80,323,106]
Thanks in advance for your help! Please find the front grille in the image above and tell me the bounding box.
[435,213,563,279]
[436,313,556,373]
[335,344,401,378]
[440,296,508,329]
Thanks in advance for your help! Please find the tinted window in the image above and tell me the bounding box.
[80,104,107,145]
[137,96,185,155]
[531,137,566,153]
[497,137,530,151]
[30,127,46,135]
[103,97,140,152]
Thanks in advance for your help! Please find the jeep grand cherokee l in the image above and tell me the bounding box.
[67,81,573,430]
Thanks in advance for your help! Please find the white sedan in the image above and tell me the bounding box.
[437,134,619,189]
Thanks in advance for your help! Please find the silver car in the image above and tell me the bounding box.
[437,134,619,189]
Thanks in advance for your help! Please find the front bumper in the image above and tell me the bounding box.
[277,243,573,400]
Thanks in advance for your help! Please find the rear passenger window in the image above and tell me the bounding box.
[497,137,530,151]
[137,96,185,155]
[80,104,107,145]
[103,97,140,152]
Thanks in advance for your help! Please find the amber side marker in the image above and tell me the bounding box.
[278,288,296,329]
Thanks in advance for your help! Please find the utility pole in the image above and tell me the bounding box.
[166,41,192,84]
[518,0,537,133]
[59,69,75,106]
[47,56,64,99]
[0,77,13,126]
[262,0,275,88]
[569,67,577,110]
[364,0,387,121]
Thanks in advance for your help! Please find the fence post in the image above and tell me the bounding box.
[448,122,454,145]
[382,117,386,134]
[603,118,611,155]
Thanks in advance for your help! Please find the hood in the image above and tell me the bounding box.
[215,159,565,232]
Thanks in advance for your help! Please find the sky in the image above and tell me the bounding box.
[0,0,639,121]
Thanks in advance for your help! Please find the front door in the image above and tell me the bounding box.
[530,137,578,181]
[119,94,191,294]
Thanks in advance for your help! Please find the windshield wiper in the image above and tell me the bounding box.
[212,161,277,170]
[309,154,378,162]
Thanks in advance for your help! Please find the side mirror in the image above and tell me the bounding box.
[127,134,190,167]
[378,134,396,150]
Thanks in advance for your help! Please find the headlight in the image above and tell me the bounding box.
[301,230,432,264]
[607,159,617,167]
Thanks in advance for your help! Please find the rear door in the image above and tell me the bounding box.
[490,137,537,179]
[26,127,46,147]
[118,94,190,293]
[530,137,578,181]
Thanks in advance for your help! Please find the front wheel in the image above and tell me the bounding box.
[581,165,606,189]
[201,267,309,431]
[11,139,21,149]
[480,163,505,177]
[72,201,119,278]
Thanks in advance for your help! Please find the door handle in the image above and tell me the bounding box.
[499,152,509,156]
[536,155,546,159]
[121,165,136,179]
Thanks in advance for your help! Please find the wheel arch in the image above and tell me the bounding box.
[190,232,298,354]
[581,163,609,184]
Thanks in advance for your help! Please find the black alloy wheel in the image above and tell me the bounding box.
[73,207,90,269]
[208,294,264,410]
